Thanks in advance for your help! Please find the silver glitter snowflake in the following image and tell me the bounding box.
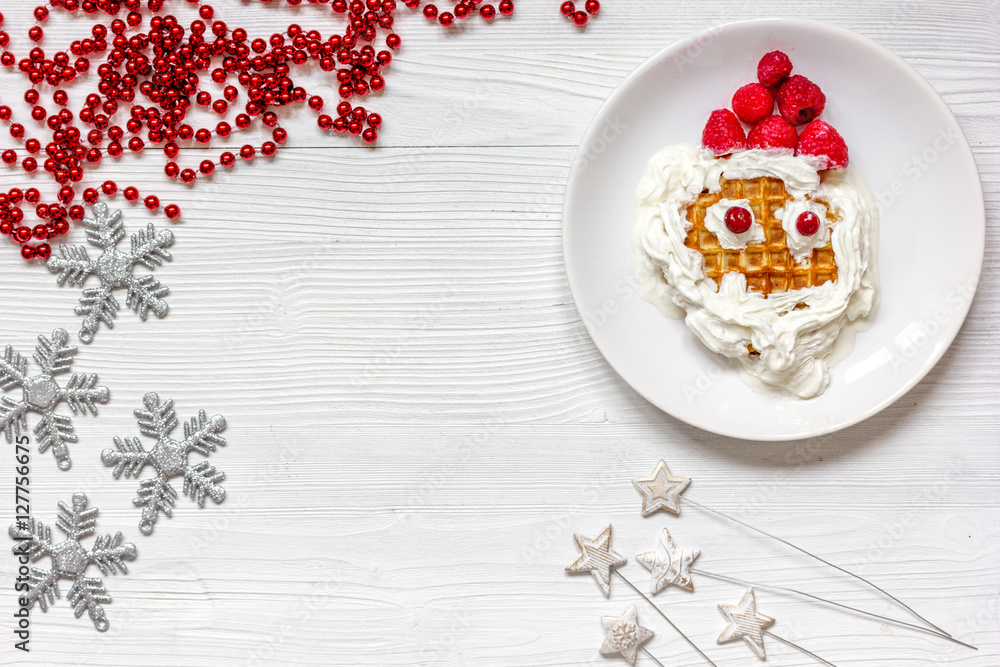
[102,393,228,535]
[9,492,137,632]
[0,328,110,470]
[47,202,174,343]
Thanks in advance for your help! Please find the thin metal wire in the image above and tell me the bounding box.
[640,647,667,667]
[764,630,838,666]
[690,567,977,650]
[684,498,951,637]
[613,570,719,667]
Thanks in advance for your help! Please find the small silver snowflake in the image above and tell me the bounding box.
[47,202,174,343]
[9,492,137,632]
[0,328,110,470]
[102,393,228,535]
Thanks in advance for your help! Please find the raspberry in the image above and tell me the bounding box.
[777,75,826,125]
[731,83,774,126]
[701,108,747,155]
[757,50,793,88]
[747,115,798,151]
[796,120,849,170]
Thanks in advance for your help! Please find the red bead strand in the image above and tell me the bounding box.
[0,0,591,261]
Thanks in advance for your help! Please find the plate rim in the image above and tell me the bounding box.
[561,17,987,441]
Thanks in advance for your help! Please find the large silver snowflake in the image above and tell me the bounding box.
[0,328,110,470]
[102,393,228,535]
[9,492,137,632]
[47,202,174,343]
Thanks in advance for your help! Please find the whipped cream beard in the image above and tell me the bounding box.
[632,146,879,399]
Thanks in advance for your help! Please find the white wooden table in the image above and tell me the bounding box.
[1,2,998,665]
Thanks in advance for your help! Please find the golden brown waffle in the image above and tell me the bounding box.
[683,176,838,296]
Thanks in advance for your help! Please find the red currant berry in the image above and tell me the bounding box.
[560,1,575,16]
[725,206,753,234]
[796,211,821,236]
[584,0,599,13]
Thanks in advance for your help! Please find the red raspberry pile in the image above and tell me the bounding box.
[701,50,849,171]
[0,0,600,263]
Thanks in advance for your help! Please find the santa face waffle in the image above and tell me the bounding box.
[633,146,878,399]
[683,176,839,296]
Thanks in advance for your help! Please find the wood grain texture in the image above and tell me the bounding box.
[0,0,998,665]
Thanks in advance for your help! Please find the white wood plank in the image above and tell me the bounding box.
[0,0,996,665]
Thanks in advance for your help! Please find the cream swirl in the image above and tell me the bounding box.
[703,198,765,249]
[776,197,833,262]
[632,146,878,399]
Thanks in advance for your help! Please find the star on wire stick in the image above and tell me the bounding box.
[633,460,691,516]
[600,606,655,665]
[636,527,700,594]
[717,587,774,660]
[565,524,626,597]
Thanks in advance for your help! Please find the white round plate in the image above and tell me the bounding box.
[562,19,985,440]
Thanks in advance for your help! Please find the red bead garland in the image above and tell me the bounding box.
[0,0,597,261]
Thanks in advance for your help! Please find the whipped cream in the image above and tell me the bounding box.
[633,146,878,399]
[776,197,832,262]
[704,198,765,249]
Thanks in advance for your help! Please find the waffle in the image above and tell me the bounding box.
[683,176,838,296]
